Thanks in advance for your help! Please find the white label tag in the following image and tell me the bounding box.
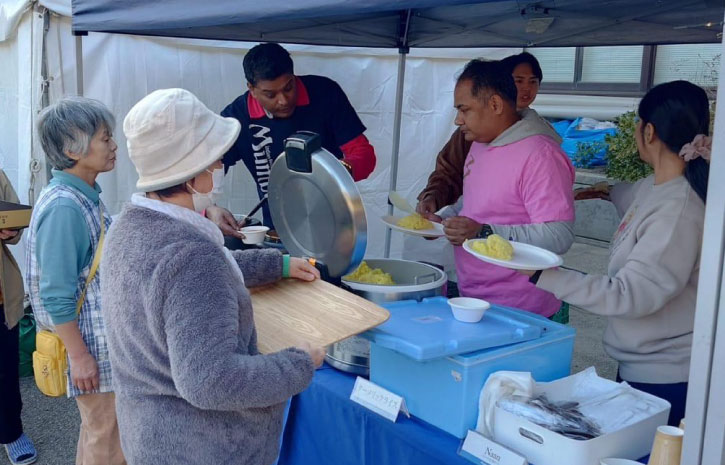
[350,376,409,422]
[459,430,527,465]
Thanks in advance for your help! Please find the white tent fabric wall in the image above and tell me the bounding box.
[41,13,518,267]
[0,8,28,201]
[0,0,29,41]
[0,3,47,280]
[0,10,26,272]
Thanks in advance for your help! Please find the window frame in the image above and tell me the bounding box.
[529,45,674,97]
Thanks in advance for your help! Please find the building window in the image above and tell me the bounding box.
[654,44,721,87]
[581,46,644,84]
[527,47,576,83]
[525,43,720,96]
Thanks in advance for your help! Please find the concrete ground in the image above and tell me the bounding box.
[5,379,79,465]
[562,242,618,380]
[4,241,615,465]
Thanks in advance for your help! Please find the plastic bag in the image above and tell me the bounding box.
[18,306,36,378]
[560,117,618,167]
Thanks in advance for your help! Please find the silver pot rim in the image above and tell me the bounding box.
[341,258,447,294]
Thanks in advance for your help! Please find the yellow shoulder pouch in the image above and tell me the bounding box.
[33,330,69,397]
[33,205,105,397]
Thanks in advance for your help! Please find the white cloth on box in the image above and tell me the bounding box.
[566,369,662,434]
[481,368,667,439]
[476,371,534,438]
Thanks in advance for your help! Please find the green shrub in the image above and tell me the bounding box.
[572,101,714,181]
[604,111,652,182]
[573,140,606,169]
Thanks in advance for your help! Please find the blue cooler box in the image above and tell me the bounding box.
[364,297,575,438]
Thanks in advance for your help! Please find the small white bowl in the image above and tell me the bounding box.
[449,297,490,323]
[239,225,269,245]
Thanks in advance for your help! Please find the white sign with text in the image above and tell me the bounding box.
[460,430,527,465]
[350,376,410,422]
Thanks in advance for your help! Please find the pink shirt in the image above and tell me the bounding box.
[454,134,575,317]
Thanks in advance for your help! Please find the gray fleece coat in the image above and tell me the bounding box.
[100,205,314,465]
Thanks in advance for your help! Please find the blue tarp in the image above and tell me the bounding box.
[71,0,725,48]
[554,118,618,168]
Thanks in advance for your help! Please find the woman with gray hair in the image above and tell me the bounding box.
[26,96,126,465]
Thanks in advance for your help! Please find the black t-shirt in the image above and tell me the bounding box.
[221,75,366,227]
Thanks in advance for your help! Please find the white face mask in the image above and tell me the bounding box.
[209,168,224,195]
[188,168,224,213]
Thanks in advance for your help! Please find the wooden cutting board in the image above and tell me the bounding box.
[250,278,390,354]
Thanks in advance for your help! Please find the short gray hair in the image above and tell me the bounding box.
[37,96,116,170]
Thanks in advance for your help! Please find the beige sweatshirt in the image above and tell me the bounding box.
[537,175,704,384]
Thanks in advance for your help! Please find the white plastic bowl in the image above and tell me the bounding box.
[449,297,490,323]
[239,225,269,245]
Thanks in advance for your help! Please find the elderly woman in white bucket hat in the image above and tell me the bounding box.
[100,88,324,465]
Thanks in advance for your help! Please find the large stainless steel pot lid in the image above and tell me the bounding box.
[268,131,367,278]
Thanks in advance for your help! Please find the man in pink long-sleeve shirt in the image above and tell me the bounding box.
[440,59,575,317]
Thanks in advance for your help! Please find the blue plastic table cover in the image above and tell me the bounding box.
[278,364,474,465]
[363,297,542,361]
[277,365,649,465]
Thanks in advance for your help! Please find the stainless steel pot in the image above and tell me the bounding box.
[325,259,448,375]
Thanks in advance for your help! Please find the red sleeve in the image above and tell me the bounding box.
[340,134,376,181]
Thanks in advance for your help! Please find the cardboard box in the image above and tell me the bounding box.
[0,201,32,230]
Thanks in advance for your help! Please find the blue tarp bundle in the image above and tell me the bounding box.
[554,118,618,168]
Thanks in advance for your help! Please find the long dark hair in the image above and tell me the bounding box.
[638,80,710,203]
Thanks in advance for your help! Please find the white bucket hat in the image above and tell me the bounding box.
[124,88,241,191]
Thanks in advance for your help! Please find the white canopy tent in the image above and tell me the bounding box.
[1,0,724,462]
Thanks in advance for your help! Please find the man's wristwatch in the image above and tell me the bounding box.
[476,224,494,239]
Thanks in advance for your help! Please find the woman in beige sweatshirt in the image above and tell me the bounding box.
[523,80,710,426]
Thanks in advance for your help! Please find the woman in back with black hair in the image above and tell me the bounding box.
[519,80,711,426]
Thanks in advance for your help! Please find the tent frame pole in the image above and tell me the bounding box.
[383,48,408,258]
[74,33,85,96]
[681,14,725,464]
[383,9,412,258]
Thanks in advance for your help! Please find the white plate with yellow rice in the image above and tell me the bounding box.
[463,238,563,270]
[381,215,445,237]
